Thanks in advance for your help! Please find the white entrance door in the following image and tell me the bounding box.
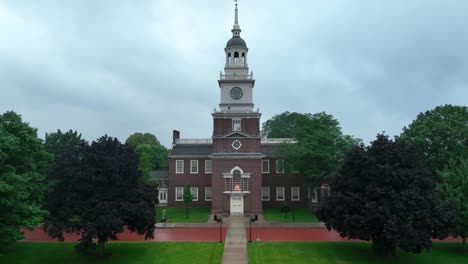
[159,188,168,204]
[230,196,244,215]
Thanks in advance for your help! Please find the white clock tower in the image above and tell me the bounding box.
[218,0,255,112]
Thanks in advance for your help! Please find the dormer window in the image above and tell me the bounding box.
[232,119,241,131]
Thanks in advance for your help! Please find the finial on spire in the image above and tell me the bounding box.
[232,0,241,35]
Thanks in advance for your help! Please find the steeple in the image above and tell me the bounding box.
[232,0,241,37]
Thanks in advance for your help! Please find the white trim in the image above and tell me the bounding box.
[262,187,270,201]
[276,187,285,201]
[190,160,198,174]
[175,160,184,174]
[262,159,270,173]
[190,187,199,201]
[232,118,241,131]
[175,187,183,201]
[291,186,300,201]
[312,187,318,203]
[205,187,212,201]
[205,160,212,174]
[232,140,242,150]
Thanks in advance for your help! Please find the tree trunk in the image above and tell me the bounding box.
[98,240,105,257]
[186,207,189,219]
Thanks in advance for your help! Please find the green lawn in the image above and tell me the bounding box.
[155,207,211,223]
[0,242,223,264]
[248,242,467,264]
[262,207,319,223]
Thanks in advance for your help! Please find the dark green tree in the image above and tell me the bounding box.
[125,133,168,181]
[183,184,193,219]
[43,136,157,256]
[438,158,468,249]
[398,105,468,173]
[44,129,86,158]
[265,112,359,186]
[0,111,52,250]
[125,133,160,149]
[316,134,454,256]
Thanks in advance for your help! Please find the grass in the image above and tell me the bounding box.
[155,207,211,223]
[248,242,468,264]
[262,207,319,223]
[0,242,224,264]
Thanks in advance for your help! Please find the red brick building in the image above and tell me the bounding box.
[156,3,321,216]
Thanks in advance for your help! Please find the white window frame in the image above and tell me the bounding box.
[205,187,212,201]
[176,160,184,174]
[205,160,212,174]
[262,159,270,173]
[190,160,198,174]
[190,187,199,201]
[262,187,270,201]
[276,159,285,173]
[232,118,241,131]
[276,187,285,201]
[291,187,300,201]
[175,187,183,201]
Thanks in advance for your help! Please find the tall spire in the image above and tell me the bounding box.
[232,0,241,36]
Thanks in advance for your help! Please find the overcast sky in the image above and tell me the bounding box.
[1,0,467,147]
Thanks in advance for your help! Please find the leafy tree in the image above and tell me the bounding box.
[44,129,86,158]
[316,134,454,256]
[125,133,168,181]
[0,111,52,250]
[43,136,157,256]
[183,184,193,219]
[438,158,468,249]
[126,133,160,149]
[267,112,359,186]
[398,105,468,173]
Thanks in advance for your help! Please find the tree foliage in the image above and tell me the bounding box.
[43,135,157,256]
[398,104,468,173]
[125,132,168,181]
[316,134,454,256]
[183,184,193,219]
[265,112,359,185]
[0,111,51,250]
[44,129,86,159]
[438,158,468,249]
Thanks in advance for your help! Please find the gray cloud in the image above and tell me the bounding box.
[1,0,467,146]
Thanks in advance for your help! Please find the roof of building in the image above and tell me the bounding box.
[150,170,168,181]
[226,36,247,48]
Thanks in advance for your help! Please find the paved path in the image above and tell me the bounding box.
[222,216,248,264]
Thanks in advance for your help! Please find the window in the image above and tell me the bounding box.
[321,184,331,201]
[262,187,270,201]
[276,187,285,201]
[232,119,241,131]
[262,160,269,173]
[190,187,199,201]
[205,160,212,174]
[276,159,285,173]
[242,178,249,192]
[175,187,183,201]
[291,187,300,201]
[232,171,242,191]
[225,178,232,191]
[190,160,198,174]
[176,160,184,174]
[205,187,212,201]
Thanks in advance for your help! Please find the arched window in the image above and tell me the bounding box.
[241,52,245,65]
[232,170,241,191]
[228,53,232,66]
[234,52,239,66]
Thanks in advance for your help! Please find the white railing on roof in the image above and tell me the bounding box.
[176,138,213,144]
[261,138,297,144]
[219,73,253,80]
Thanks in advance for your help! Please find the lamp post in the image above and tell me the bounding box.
[249,214,258,242]
[292,206,295,222]
[214,215,223,243]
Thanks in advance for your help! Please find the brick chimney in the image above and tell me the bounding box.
[172,130,180,144]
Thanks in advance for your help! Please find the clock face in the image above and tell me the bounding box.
[230,87,243,100]
[232,140,242,150]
